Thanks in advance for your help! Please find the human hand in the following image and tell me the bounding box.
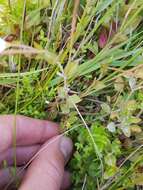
[0,115,73,190]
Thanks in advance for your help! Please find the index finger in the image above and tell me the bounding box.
[0,115,59,152]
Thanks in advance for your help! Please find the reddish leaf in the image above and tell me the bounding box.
[98,27,108,48]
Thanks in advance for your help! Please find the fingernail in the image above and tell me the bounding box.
[60,136,73,162]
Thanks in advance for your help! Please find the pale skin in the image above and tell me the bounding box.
[0,115,73,190]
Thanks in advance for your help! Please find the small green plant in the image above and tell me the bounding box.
[70,122,121,189]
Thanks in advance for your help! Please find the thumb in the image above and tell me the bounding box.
[19,136,73,190]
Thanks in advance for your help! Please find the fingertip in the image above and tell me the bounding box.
[60,137,73,164]
[61,171,71,190]
[44,120,60,134]
[39,120,60,143]
[0,115,60,147]
[19,136,73,190]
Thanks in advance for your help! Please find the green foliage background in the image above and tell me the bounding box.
[1,0,143,189]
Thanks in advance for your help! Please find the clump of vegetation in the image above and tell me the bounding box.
[1,0,143,189]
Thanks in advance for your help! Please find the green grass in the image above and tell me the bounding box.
[1,0,143,189]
